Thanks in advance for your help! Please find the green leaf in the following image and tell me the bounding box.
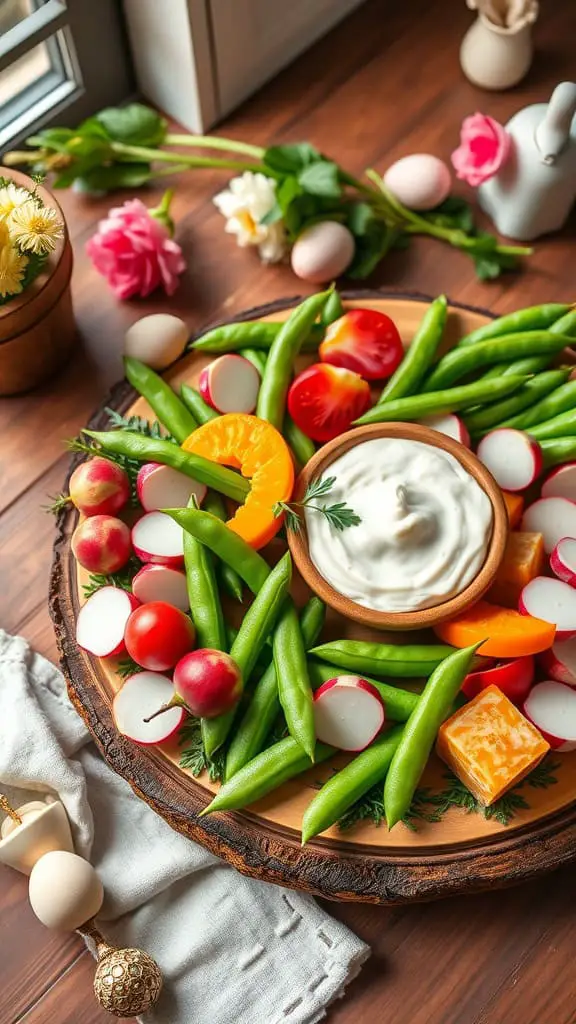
[298,160,341,198]
[94,103,167,147]
[77,162,152,191]
[26,128,76,152]
[259,200,283,226]
[347,221,399,279]
[346,201,376,237]
[423,196,475,233]
[263,142,321,174]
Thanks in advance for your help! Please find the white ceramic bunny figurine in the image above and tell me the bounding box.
[478,82,576,240]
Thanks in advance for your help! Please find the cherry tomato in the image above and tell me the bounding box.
[124,601,195,671]
[319,308,404,380]
[287,362,372,442]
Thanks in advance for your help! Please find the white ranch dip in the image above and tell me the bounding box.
[304,437,492,613]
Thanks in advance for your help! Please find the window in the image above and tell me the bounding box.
[0,0,133,151]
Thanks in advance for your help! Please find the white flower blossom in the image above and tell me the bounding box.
[213,172,286,263]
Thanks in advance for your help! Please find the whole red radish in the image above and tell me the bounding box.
[319,308,403,380]
[313,675,384,750]
[113,672,185,745]
[462,656,534,705]
[287,363,371,442]
[523,680,576,751]
[71,515,131,573]
[69,457,130,516]
[76,587,140,658]
[124,601,195,671]
[172,649,243,718]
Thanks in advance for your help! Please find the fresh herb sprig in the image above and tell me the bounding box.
[178,717,225,781]
[274,475,361,534]
[82,556,141,598]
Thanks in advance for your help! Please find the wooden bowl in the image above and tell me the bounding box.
[288,421,508,630]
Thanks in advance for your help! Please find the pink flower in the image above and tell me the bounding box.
[86,198,185,300]
[451,113,511,187]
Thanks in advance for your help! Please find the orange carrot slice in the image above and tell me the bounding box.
[182,413,294,549]
[502,491,524,529]
[434,600,555,657]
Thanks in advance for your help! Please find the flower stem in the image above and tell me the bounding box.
[111,141,269,174]
[165,134,265,159]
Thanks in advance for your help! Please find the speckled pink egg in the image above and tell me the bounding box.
[291,222,355,283]
[383,154,452,211]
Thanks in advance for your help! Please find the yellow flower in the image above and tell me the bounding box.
[8,199,63,255]
[0,233,28,299]
[0,183,31,221]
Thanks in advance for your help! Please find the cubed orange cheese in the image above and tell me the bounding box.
[488,531,545,608]
[436,684,549,807]
[502,491,524,529]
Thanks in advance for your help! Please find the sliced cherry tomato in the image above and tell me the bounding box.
[462,655,535,705]
[287,363,371,442]
[319,308,404,380]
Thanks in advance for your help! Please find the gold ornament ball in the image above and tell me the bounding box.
[94,943,163,1018]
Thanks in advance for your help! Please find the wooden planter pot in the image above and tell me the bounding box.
[0,167,75,396]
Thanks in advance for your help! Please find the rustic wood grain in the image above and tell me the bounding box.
[1,0,575,1019]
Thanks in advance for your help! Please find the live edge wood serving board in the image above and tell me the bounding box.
[50,291,576,904]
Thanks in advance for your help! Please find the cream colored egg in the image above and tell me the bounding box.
[291,222,355,284]
[383,154,452,211]
[29,851,104,931]
[124,314,188,370]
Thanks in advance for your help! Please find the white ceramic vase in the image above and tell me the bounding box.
[460,14,533,90]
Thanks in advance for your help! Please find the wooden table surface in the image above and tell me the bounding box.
[2,1,576,1021]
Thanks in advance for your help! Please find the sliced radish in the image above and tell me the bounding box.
[198,354,260,414]
[313,674,385,751]
[519,576,576,639]
[551,537,576,586]
[462,656,534,705]
[113,672,185,745]
[419,414,470,448]
[539,635,576,687]
[522,496,576,554]
[132,564,189,611]
[132,511,184,567]
[76,587,140,658]
[523,680,576,751]
[542,463,576,502]
[136,463,206,512]
[477,429,542,492]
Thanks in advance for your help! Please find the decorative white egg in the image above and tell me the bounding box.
[383,154,452,211]
[291,222,355,284]
[124,314,188,370]
[29,851,104,931]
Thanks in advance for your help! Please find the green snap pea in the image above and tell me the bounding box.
[257,288,332,429]
[225,597,325,780]
[384,643,481,829]
[202,492,244,602]
[273,597,316,760]
[481,355,553,380]
[200,737,334,815]
[239,348,267,376]
[308,661,418,722]
[301,726,404,844]
[124,357,197,443]
[457,303,570,348]
[84,430,249,503]
[353,375,528,426]
[309,640,453,678]
[424,332,571,392]
[204,552,292,757]
[192,321,323,354]
[530,409,576,440]
[164,508,268,594]
[541,437,576,469]
[549,308,576,336]
[500,379,576,431]
[377,294,447,404]
[465,370,570,436]
[321,289,344,326]
[183,498,226,651]
[180,383,218,424]
[284,415,315,467]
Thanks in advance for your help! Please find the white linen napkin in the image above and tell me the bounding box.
[0,630,369,1024]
